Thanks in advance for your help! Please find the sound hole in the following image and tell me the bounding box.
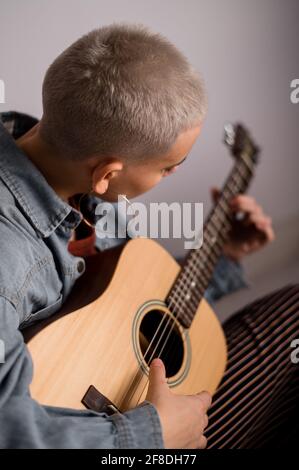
[139,309,184,378]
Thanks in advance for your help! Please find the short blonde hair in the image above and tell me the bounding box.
[40,23,207,161]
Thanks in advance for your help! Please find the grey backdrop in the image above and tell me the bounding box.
[1,0,298,258]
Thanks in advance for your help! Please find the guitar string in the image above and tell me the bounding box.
[130,224,233,405]
[145,158,251,350]
[148,183,245,381]
[155,159,253,354]
[133,162,252,406]
[152,159,253,372]
[124,158,251,407]
[156,171,254,388]
[133,168,250,405]
[165,161,251,320]
[168,155,252,319]
[124,156,253,407]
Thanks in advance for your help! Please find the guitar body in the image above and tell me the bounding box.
[26,238,227,412]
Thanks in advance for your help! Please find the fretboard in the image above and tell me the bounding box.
[165,151,255,328]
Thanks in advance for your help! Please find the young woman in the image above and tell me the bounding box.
[0,24,297,449]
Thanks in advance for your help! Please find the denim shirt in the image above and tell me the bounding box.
[1,111,246,307]
[0,112,245,449]
[0,120,163,448]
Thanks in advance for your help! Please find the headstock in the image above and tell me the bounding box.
[224,123,260,164]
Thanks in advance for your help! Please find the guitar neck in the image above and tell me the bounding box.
[165,152,255,328]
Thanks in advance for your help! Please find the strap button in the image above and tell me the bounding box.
[77,259,85,274]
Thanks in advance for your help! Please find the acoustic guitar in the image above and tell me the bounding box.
[24,124,259,415]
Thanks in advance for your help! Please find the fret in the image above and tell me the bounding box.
[167,261,205,302]
[169,290,199,316]
[204,232,222,255]
[240,151,254,173]
[236,161,252,188]
[229,164,248,190]
[189,254,212,282]
[217,197,230,214]
[196,249,218,278]
[206,223,227,245]
[171,269,204,304]
[235,163,248,182]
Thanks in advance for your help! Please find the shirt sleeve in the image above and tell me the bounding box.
[0,296,164,449]
[204,255,247,305]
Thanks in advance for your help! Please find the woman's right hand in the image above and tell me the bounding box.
[146,358,212,449]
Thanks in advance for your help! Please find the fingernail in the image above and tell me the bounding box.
[151,358,163,367]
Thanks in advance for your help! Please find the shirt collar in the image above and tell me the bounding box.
[0,120,82,237]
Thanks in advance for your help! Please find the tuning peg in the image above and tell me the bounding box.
[223,123,236,147]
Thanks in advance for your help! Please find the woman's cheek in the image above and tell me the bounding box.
[140,178,159,193]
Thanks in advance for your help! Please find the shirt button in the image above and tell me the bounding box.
[77,260,85,274]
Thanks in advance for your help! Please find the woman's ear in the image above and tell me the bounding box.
[91,160,123,195]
